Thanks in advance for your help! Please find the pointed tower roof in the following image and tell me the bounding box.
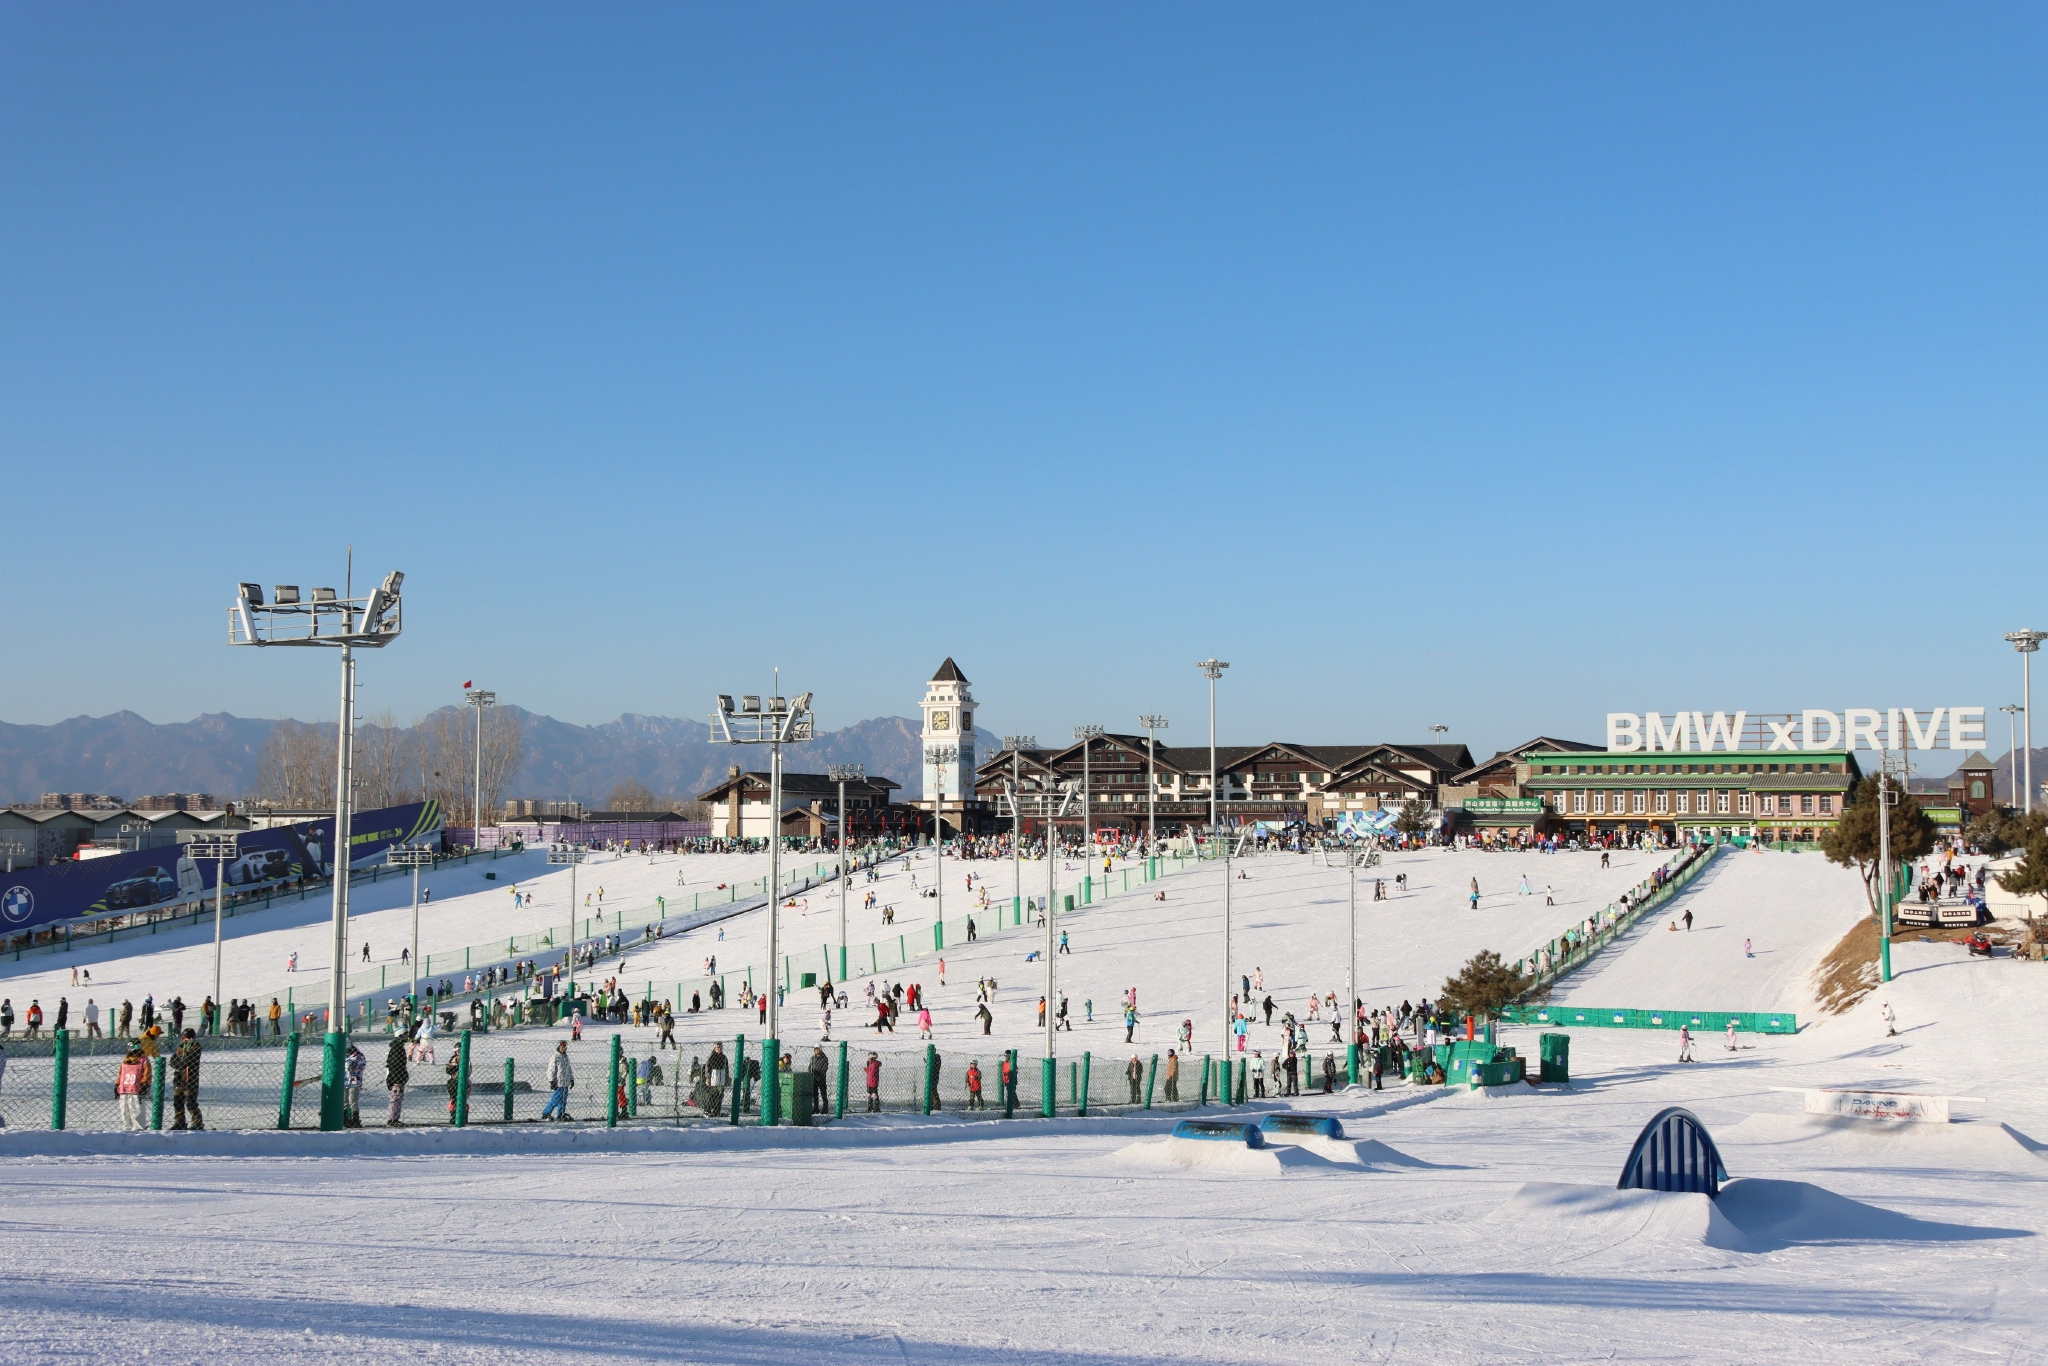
[1959,750,1993,769]
[930,657,968,685]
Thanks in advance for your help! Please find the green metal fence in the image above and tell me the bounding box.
[1498,1005,1798,1034]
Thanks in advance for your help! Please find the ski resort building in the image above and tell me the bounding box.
[1516,748,1864,843]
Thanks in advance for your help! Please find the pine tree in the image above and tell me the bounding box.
[1437,950,1529,1018]
[1821,775,1935,914]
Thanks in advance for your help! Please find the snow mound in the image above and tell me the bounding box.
[1492,1178,2029,1253]
[1257,1135,1433,1167]
[1712,1178,2030,1250]
[1721,1113,2047,1170]
[1110,1135,1351,1175]
[1490,1181,1742,1249]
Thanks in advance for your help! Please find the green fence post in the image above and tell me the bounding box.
[50,1028,69,1130]
[1218,1058,1232,1108]
[1144,1054,1158,1109]
[923,1044,936,1115]
[320,1029,346,1131]
[503,1057,515,1123]
[277,1031,301,1129]
[729,1035,746,1125]
[1040,1056,1055,1118]
[761,1036,782,1127]
[455,1030,472,1128]
[606,1034,622,1128]
[1346,1042,1360,1086]
[1235,1060,1247,1105]
[149,1045,167,1130]
[1077,1053,1091,1117]
[1199,1055,1211,1106]
[835,1040,849,1120]
[933,921,943,952]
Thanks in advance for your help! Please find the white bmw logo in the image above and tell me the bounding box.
[1,886,31,924]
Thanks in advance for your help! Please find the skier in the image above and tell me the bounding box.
[1881,1002,1896,1037]
[1725,1019,1738,1052]
[864,1052,882,1112]
[1677,1025,1695,1063]
[1682,908,1693,931]
[1743,938,1753,959]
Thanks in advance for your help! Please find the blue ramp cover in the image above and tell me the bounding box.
[1171,1120,1265,1147]
[1258,1114,1344,1140]
[1617,1107,1728,1198]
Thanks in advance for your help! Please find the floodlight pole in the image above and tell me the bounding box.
[1074,725,1102,877]
[1005,737,1036,930]
[2002,705,2023,809]
[188,834,239,1035]
[466,689,497,850]
[828,764,864,983]
[713,689,814,1125]
[1198,661,1228,833]
[223,567,403,1131]
[387,844,435,1022]
[1139,716,1168,856]
[1878,752,1897,984]
[2009,631,2044,815]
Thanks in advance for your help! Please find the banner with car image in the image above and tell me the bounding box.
[0,800,441,937]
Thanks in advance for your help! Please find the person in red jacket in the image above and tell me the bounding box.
[964,1061,984,1110]
[863,1053,881,1112]
[116,1045,152,1130]
[24,1001,43,1040]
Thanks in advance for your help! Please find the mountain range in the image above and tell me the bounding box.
[0,708,1005,807]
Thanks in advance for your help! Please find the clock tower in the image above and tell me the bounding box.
[920,657,976,831]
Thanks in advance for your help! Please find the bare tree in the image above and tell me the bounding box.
[354,711,416,811]
[606,778,658,812]
[478,707,524,824]
[254,719,336,809]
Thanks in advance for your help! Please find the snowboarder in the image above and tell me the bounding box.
[1880,1002,1896,1037]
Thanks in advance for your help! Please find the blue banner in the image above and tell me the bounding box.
[0,800,441,936]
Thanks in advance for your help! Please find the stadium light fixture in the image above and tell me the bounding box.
[465,689,498,847]
[1138,716,1168,854]
[225,563,404,1131]
[386,844,437,1021]
[999,776,1078,1109]
[712,686,814,1125]
[546,842,588,1001]
[2006,631,2044,815]
[827,763,865,983]
[185,833,240,1035]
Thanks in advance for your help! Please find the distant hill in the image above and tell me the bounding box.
[0,708,1000,807]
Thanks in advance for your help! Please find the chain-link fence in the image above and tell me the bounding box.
[0,1026,1334,1133]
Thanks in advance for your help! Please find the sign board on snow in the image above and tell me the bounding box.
[1803,1089,1951,1123]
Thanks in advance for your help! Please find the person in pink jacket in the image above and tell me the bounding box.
[116,1046,152,1130]
[917,1007,933,1040]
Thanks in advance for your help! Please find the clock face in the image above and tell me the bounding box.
[932,711,951,731]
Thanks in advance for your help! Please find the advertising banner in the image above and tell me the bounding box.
[1328,809,1399,838]
[0,800,441,937]
[1802,1088,1951,1124]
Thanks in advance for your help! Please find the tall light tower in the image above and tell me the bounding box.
[2006,631,2044,815]
[1073,725,1103,875]
[927,744,959,947]
[547,841,586,999]
[827,763,864,984]
[1429,724,1449,748]
[386,843,436,1020]
[1003,736,1036,927]
[186,833,240,1035]
[1197,661,1229,832]
[466,689,497,849]
[2000,704,2024,810]
[1001,778,1077,1114]
[227,568,405,1131]
[713,689,814,1126]
[1139,715,1168,856]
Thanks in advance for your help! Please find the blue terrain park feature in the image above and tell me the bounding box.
[1171,1120,1265,1146]
[1618,1107,1728,1198]
[1258,1114,1344,1140]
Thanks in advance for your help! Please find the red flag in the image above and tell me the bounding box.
[462,680,472,689]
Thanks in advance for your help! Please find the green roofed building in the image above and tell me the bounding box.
[1517,750,1863,844]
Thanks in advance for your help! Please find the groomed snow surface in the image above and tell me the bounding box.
[2,848,2045,1363]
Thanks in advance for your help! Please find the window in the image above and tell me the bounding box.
[1819,795,1834,815]
[1800,794,1815,814]
[1676,791,1690,814]
[1573,790,1587,814]
[1970,780,1986,799]
[1737,792,1752,815]
[1655,790,1670,814]
[1592,791,1606,815]
[1632,790,1647,814]
[1716,790,1731,815]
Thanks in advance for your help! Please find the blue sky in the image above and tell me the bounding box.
[3,5,2043,759]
